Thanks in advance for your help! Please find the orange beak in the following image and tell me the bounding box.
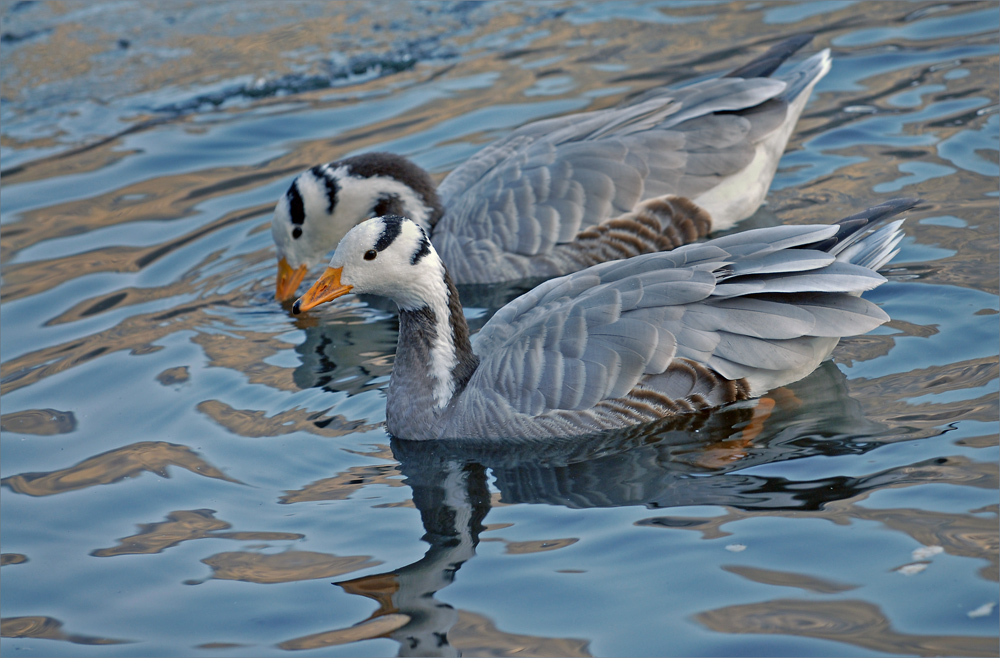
[276,258,309,301]
[292,266,353,314]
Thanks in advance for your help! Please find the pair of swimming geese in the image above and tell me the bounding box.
[270,35,915,441]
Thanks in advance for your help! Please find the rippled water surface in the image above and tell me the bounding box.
[2,2,998,656]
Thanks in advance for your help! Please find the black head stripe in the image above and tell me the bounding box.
[286,182,305,226]
[311,165,339,214]
[411,228,431,265]
[374,215,404,252]
[343,152,424,186]
[373,193,403,217]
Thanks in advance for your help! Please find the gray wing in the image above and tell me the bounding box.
[454,224,890,428]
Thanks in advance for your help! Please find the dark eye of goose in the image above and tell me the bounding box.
[364,249,378,261]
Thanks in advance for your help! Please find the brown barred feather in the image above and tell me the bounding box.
[553,195,713,269]
[569,358,751,431]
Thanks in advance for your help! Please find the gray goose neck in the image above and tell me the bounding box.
[386,270,478,439]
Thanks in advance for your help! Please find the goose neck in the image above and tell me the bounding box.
[387,271,478,438]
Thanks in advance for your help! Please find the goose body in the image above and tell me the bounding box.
[293,198,915,441]
[274,36,831,299]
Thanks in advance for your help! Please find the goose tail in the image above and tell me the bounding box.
[773,47,832,104]
[723,34,831,104]
[723,34,816,79]
[692,38,831,233]
[819,197,921,270]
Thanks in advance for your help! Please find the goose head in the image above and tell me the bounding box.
[272,153,443,301]
[293,215,478,429]
[291,215,443,315]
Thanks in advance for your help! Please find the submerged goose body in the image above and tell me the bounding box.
[293,198,916,441]
[274,36,831,299]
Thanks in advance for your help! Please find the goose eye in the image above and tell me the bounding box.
[364,249,378,261]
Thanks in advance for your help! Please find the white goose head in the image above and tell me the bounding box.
[292,215,442,314]
[293,215,477,420]
[272,153,443,300]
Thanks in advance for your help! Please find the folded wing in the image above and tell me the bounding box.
[444,203,911,439]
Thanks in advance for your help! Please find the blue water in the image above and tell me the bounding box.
[2,2,998,657]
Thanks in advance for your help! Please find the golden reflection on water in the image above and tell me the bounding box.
[697,598,998,657]
[195,550,382,585]
[90,508,302,558]
[0,615,130,646]
[720,565,859,594]
[3,291,236,397]
[483,536,580,555]
[1,204,275,311]
[1,553,28,566]
[0,408,76,435]
[276,572,594,656]
[197,399,375,438]
[277,613,413,650]
[0,441,241,496]
[279,461,404,504]
[449,610,593,658]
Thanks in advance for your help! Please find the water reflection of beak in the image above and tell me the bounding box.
[276,258,309,301]
[292,266,353,315]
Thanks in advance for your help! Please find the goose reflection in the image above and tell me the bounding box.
[290,301,399,396]
[333,462,491,657]
[283,362,908,655]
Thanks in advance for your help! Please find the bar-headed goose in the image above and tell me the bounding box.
[274,35,831,299]
[292,197,916,441]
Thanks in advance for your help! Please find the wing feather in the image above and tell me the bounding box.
[458,206,904,424]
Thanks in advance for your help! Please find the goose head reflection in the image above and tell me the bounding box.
[289,284,528,398]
